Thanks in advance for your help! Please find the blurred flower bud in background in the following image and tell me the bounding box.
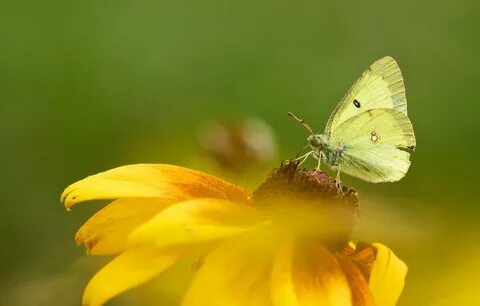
[198,117,277,172]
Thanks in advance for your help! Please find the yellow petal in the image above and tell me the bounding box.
[83,248,176,306]
[271,239,352,306]
[61,164,250,209]
[368,243,408,306]
[76,198,170,255]
[128,198,264,249]
[182,233,275,306]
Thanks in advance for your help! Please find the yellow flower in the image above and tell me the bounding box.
[61,161,407,306]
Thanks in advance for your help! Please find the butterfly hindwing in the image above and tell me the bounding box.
[328,108,416,183]
[324,56,407,137]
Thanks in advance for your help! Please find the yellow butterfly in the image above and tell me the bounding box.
[290,56,416,183]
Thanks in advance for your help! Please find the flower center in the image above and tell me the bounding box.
[252,160,358,251]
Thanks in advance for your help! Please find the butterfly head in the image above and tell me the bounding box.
[307,134,328,150]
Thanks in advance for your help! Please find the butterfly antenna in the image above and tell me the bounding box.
[288,112,315,135]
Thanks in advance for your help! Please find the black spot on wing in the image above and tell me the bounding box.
[353,99,361,108]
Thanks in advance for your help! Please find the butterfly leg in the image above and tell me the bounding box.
[295,151,311,161]
[315,151,324,172]
[296,151,313,167]
[335,165,344,195]
[315,152,322,171]
[295,145,310,158]
[335,168,341,185]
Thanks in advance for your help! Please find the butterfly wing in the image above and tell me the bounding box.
[324,56,407,137]
[328,108,416,183]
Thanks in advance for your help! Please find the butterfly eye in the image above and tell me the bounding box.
[353,99,361,108]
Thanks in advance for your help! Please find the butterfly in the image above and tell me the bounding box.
[289,56,416,184]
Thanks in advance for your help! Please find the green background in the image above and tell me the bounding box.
[1,0,479,305]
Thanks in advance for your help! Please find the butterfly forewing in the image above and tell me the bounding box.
[324,56,407,137]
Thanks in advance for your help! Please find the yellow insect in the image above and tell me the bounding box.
[290,56,416,184]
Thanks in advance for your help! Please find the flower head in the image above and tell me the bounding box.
[62,161,407,306]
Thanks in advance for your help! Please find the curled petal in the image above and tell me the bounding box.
[182,233,275,306]
[271,239,352,306]
[83,248,176,306]
[342,242,376,281]
[368,243,407,306]
[61,164,250,209]
[128,198,264,249]
[76,198,169,255]
[335,255,374,306]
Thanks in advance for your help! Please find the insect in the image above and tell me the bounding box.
[289,56,416,184]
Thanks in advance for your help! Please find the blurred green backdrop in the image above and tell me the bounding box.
[1,0,479,305]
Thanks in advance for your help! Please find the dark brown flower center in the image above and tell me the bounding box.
[252,160,359,251]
